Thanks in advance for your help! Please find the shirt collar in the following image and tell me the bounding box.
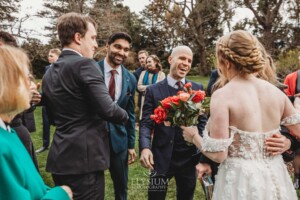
[167,74,186,88]
[62,48,83,57]
[104,58,122,75]
[0,118,11,132]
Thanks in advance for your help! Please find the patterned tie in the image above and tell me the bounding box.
[109,70,117,101]
[176,81,184,89]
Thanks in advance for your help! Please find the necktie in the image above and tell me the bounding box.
[176,81,184,89]
[109,70,117,101]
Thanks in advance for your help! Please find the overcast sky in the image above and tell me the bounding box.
[18,0,251,44]
[18,0,150,43]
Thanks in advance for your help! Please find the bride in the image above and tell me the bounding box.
[181,30,299,200]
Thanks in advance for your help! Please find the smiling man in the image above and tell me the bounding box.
[139,45,208,200]
[42,13,128,200]
[97,32,136,200]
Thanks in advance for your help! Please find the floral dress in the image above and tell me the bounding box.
[202,114,299,200]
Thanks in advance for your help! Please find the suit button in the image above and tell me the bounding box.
[170,140,173,144]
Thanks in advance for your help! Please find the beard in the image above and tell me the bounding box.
[108,51,125,66]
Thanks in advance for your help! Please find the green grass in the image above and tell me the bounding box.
[188,75,209,89]
[31,75,300,199]
[31,107,206,199]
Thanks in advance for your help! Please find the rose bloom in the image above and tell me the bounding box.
[184,82,192,88]
[191,90,206,103]
[179,92,190,102]
[177,91,185,95]
[161,97,172,109]
[150,106,167,124]
[170,96,180,106]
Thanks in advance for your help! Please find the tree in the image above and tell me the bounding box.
[0,0,21,30]
[139,0,233,75]
[233,0,286,56]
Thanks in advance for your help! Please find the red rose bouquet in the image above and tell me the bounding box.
[150,82,206,127]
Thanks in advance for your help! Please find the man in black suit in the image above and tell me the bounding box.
[139,45,208,200]
[206,69,219,97]
[36,48,61,154]
[42,12,128,200]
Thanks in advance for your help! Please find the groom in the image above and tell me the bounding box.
[139,45,212,200]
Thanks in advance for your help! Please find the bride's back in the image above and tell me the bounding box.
[218,76,285,133]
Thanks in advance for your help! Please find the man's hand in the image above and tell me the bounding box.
[265,134,291,156]
[30,82,41,105]
[128,149,136,165]
[195,163,212,181]
[140,148,154,170]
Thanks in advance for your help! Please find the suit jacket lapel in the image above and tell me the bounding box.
[158,78,172,100]
[117,65,129,106]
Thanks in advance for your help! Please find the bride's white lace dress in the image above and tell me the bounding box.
[202,114,299,200]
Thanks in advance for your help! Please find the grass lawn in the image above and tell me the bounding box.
[30,75,300,199]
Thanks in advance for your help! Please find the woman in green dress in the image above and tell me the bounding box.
[0,45,72,200]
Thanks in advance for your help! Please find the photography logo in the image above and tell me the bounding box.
[131,170,169,192]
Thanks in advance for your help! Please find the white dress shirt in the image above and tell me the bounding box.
[167,74,186,89]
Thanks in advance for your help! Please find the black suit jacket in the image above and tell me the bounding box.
[206,69,219,97]
[42,50,128,174]
[139,78,207,175]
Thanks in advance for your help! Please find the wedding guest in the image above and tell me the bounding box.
[137,55,166,119]
[42,12,128,199]
[134,50,149,119]
[97,32,136,200]
[0,45,72,200]
[133,50,148,81]
[206,69,219,97]
[283,59,300,189]
[139,45,208,200]
[0,31,41,170]
[181,30,299,199]
[36,48,61,154]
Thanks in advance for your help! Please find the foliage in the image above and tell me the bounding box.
[0,0,20,30]
[276,49,300,79]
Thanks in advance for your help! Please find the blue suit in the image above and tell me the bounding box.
[98,60,136,200]
[139,78,207,200]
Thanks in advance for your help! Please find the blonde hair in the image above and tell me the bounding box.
[213,31,278,92]
[0,45,31,117]
[216,30,265,76]
[49,48,61,56]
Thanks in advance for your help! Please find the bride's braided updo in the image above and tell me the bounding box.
[216,30,265,75]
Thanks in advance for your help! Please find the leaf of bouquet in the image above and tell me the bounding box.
[170,102,178,110]
[175,109,181,118]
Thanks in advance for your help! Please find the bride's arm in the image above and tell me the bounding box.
[281,96,300,138]
[182,90,231,163]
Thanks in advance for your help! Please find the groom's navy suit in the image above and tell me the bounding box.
[98,60,136,200]
[139,77,207,200]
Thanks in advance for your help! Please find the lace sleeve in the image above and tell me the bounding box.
[201,129,234,152]
[281,112,300,126]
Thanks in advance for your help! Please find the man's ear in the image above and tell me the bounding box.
[105,43,109,51]
[168,56,172,64]
[74,32,81,45]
